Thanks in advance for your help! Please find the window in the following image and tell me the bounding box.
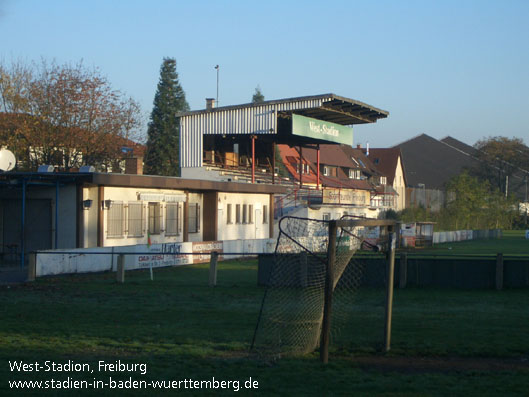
[148,202,161,235]
[381,176,387,185]
[323,166,329,176]
[128,202,143,237]
[249,204,254,224]
[188,203,200,233]
[166,203,180,236]
[227,203,232,224]
[322,213,331,221]
[242,204,248,224]
[235,204,241,224]
[298,163,310,175]
[349,169,361,179]
[263,205,268,224]
[107,201,124,238]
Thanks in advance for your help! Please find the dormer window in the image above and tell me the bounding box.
[298,163,310,175]
[349,169,361,179]
[323,166,329,176]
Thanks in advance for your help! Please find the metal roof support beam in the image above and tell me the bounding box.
[321,104,375,124]
[299,146,303,189]
[317,145,321,190]
[251,136,256,184]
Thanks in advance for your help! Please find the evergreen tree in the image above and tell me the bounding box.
[252,85,265,103]
[144,58,189,176]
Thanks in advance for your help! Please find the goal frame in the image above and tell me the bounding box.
[251,216,397,363]
[320,218,397,363]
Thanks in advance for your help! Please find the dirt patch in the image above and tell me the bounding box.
[345,355,529,374]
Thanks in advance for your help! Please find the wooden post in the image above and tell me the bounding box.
[117,254,125,283]
[495,253,504,291]
[384,230,396,352]
[399,252,408,289]
[209,251,219,287]
[320,220,337,364]
[27,252,36,282]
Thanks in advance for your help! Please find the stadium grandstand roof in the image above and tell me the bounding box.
[178,93,389,126]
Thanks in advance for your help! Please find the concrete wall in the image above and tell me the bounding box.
[35,238,276,277]
[217,192,271,240]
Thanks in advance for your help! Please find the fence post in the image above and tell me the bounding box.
[117,254,125,283]
[399,252,407,289]
[384,230,396,353]
[27,252,36,282]
[495,253,504,291]
[320,220,337,364]
[209,251,219,287]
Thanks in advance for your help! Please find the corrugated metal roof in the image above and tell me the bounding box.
[179,93,388,125]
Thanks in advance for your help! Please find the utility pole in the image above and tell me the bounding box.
[215,65,219,107]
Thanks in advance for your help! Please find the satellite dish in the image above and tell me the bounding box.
[0,149,16,172]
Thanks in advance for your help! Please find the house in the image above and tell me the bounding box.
[0,170,287,266]
[276,144,398,220]
[361,147,407,211]
[393,133,478,190]
[393,134,479,210]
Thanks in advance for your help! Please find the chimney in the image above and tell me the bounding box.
[356,144,362,149]
[125,156,143,175]
[206,98,215,110]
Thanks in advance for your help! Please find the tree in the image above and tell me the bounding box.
[472,136,529,197]
[144,58,189,176]
[252,85,265,103]
[0,59,142,171]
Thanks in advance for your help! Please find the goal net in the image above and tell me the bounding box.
[251,216,393,359]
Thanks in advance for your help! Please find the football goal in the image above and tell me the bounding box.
[251,216,397,363]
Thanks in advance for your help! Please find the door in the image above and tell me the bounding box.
[255,208,262,239]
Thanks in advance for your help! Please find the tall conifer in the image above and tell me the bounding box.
[144,58,189,176]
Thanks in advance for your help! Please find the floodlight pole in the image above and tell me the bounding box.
[383,227,396,352]
[215,65,219,106]
[320,220,337,364]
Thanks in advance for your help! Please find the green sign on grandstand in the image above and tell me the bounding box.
[292,114,353,145]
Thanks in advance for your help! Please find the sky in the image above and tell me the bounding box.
[0,0,528,148]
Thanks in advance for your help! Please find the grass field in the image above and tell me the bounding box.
[1,255,529,396]
[418,230,529,256]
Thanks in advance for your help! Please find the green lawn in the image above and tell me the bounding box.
[1,261,528,396]
[416,230,529,256]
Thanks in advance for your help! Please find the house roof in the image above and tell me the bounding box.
[364,148,403,186]
[277,144,379,191]
[393,134,478,189]
[440,136,479,157]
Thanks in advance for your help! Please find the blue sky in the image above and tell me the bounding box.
[1,0,528,147]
